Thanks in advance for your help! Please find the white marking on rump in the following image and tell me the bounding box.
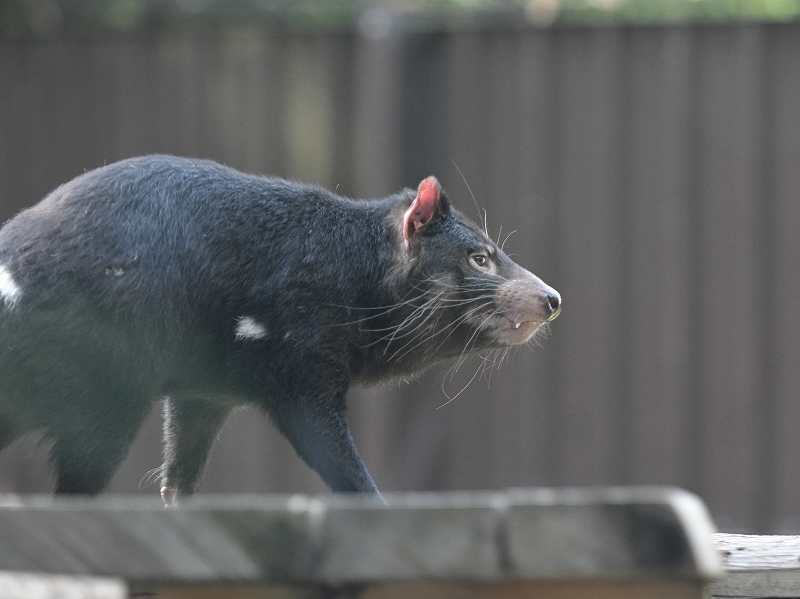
[235,316,268,341]
[0,264,21,307]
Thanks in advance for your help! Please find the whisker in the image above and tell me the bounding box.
[139,465,163,490]
[500,230,517,251]
[427,301,496,357]
[479,347,510,385]
[449,157,484,232]
[386,298,491,360]
[443,306,504,380]
[388,300,494,363]
[382,293,446,351]
[360,287,497,350]
[436,357,483,410]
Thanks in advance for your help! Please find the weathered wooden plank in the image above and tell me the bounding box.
[766,24,800,535]
[0,571,126,599]
[715,534,800,570]
[0,488,721,587]
[553,27,628,486]
[215,28,267,170]
[0,42,59,494]
[283,34,338,187]
[150,35,205,159]
[85,39,121,165]
[714,573,800,599]
[326,33,358,198]
[350,22,403,198]
[481,29,560,488]
[436,28,496,492]
[501,29,561,487]
[443,28,511,490]
[142,580,709,599]
[8,41,71,206]
[0,43,27,220]
[695,25,769,532]
[625,27,697,489]
[108,39,161,158]
[712,533,800,598]
[398,29,448,184]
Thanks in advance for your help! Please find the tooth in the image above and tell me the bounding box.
[514,322,520,329]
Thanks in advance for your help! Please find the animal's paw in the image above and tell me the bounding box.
[160,484,179,508]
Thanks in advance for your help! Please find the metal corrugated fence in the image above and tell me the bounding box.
[1,20,799,533]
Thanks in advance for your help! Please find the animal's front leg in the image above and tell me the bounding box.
[160,396,231,506]
[271,393,383,500]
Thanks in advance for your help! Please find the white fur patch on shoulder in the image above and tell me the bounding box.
[235,316,268,341]
[0,264,21,308]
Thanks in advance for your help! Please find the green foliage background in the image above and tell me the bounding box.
[1,0,798,38]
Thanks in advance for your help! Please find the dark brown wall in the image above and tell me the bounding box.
[1,21,798,533]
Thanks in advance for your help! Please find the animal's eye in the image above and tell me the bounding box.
[470,254,490,268]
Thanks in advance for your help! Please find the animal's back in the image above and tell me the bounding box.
[0,155,383,350]
[0,156,346,312]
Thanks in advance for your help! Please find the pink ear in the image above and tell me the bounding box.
[403,176,441,244]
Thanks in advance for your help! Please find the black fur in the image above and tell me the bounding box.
[0,155,559,501]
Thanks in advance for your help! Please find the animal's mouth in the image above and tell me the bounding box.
[508,316,538,330]
[483,315,543,346]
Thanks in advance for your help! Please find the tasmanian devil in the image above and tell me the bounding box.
[0,155,560,503]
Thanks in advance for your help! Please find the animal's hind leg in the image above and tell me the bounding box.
[51,429,141,495]
[160,396,230,506]
[50,397,152,495]
[0,416,19,452]
[51,439,125,494]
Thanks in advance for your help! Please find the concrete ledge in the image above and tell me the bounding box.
[0,487,721,598]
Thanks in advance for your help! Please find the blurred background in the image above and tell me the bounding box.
[1,0,800,534]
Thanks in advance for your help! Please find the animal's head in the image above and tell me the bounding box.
[394,176,560,354]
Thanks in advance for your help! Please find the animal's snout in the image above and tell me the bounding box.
[544,290,561,321]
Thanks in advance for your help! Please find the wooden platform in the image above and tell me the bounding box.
[0,487,721,598]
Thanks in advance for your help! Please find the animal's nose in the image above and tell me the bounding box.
[545,290,561,320]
